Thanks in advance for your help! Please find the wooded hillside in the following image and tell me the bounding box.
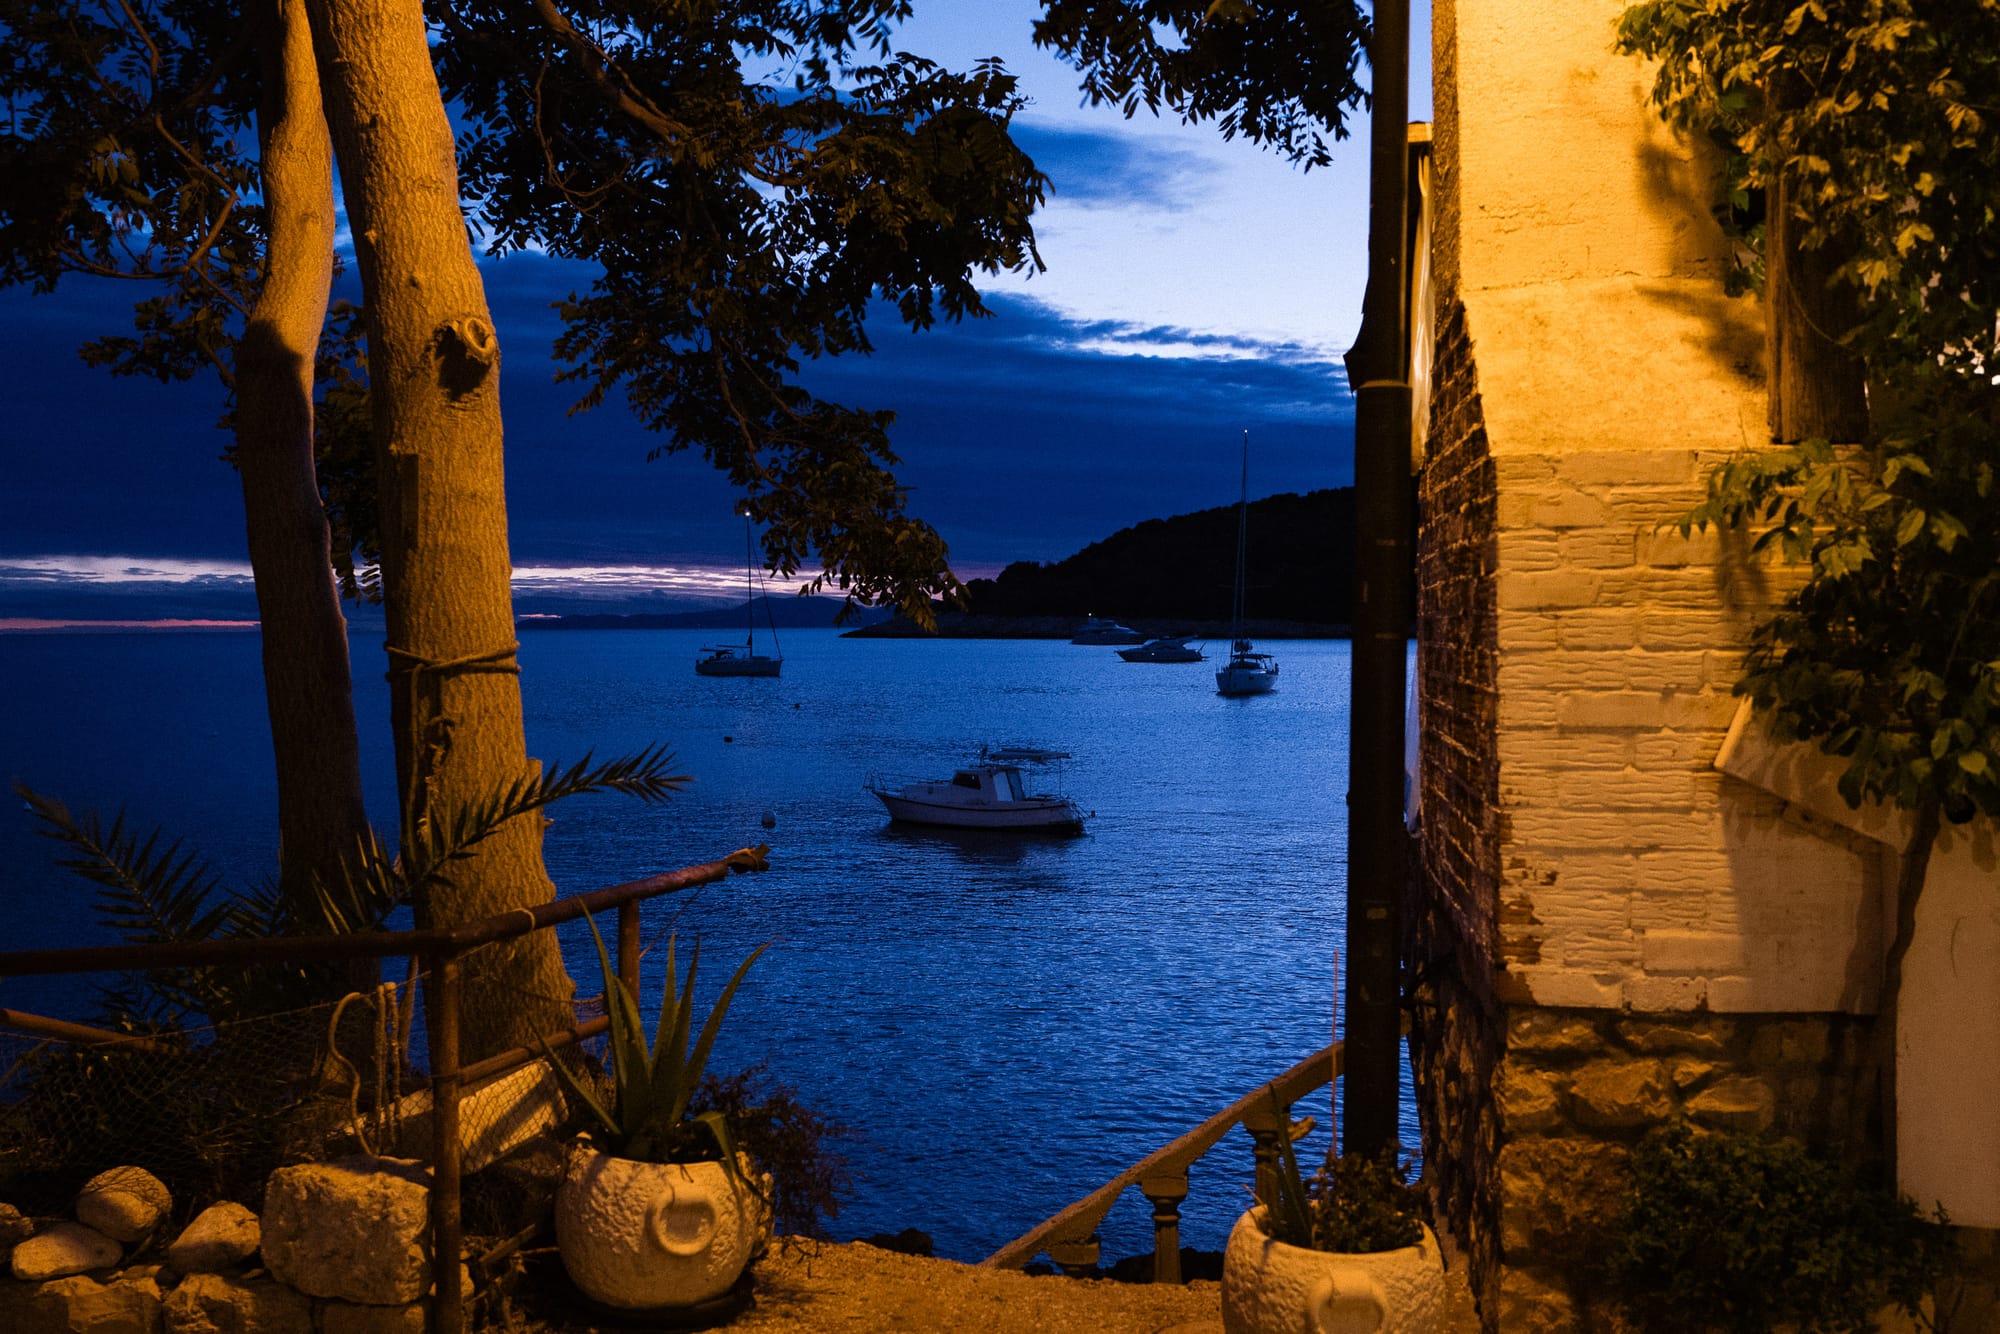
[963,488,1361,626]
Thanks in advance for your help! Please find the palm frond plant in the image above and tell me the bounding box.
[3,747,689,1210]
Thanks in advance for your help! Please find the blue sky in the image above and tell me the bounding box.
[0,1,1431,620]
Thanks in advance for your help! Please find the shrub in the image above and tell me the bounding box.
[1607,1123,1951,1333]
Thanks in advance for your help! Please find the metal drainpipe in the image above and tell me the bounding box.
[1341,0,1413,1161]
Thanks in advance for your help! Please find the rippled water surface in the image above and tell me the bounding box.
[1,627,1416,1261]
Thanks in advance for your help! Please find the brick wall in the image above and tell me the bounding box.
[1409,296,1504,1314]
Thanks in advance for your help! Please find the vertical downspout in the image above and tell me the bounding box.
[1341,0,1413,1159]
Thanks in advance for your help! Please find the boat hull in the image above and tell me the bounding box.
[695,654,781,678]
[1216,665,1279,696]
[871,790,1085,833]
[1119,645,1204,663]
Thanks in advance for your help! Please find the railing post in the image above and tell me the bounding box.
[1046,1235,1101,1278]
[427,951,464,1334]
[1139,1172,1188,1284]
[616,899,641,1003]
[1241,1102,1287,1211]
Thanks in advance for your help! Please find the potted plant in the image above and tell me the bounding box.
[543,912,771,1311]
[1221,1103,1445,1334]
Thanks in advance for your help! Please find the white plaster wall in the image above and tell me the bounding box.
[1897,819,2000,1228]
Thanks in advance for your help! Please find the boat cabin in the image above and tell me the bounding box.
[952,766,1028,801]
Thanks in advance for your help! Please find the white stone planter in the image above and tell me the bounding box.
[1221,1205,1446,1334]
[554,1142,767,1310]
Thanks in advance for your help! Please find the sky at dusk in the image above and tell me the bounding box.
[0,2,1432,621]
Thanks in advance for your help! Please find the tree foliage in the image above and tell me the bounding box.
[1676,370,2000,822]
[1032,0,1371,167]
[433,0,1047,620]
[1621,1,2000,820]
[1617,1,2000,370]
[3,1,1053,620]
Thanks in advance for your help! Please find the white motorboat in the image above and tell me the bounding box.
[1117,636,1205,663]
[867,746,1086,833]
[1070,617,1147,646]
[696,512,783,678]
[1217,430,1279,697]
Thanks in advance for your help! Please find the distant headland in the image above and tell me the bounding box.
[849,487,1368,637]
[517,487,1382,637]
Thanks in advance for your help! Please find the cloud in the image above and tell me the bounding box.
[0,250,1353,620]
[1009,122,1210,211]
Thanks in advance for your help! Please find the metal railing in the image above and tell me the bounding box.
[982,1043,1339,1281]
[0,846,768,1334]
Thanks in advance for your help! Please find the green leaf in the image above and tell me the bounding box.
[675,942,770,1125]
[580,910,654,1141]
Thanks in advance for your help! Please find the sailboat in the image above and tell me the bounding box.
[694,511,783,678]
[1215,430,1279,697]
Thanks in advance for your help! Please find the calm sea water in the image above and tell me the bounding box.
[0,627,1415,1262]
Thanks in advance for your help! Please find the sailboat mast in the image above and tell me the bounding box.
[1232,429,1250,640]
[744,511,755,653]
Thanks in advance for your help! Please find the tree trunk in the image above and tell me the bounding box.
[306,0,575,1062]
[1872,799,1942,1185]
[237,0,372,953]
[1765,172,1869,443]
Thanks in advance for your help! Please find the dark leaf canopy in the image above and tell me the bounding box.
[0,0,265,385]
[1032,0,1371,167]
[435,0,1051,618]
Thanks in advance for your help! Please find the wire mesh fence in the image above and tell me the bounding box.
[0,950,616,1225]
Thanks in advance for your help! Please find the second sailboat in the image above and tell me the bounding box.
[1216,430,1279,697]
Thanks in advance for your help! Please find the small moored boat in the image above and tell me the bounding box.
[867,746,1086,833]
[1216,430,1279,697]
[1070,617,1147,646]
[1117,636,1205,664]
[696,511,783,678]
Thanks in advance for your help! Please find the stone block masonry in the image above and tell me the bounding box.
[1490,1009,1873,1329]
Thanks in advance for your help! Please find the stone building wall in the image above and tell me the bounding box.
[1491,1009,1873,1326]
[1410,2,1899,1327]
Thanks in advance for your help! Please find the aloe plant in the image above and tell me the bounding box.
[546,911,768,1165]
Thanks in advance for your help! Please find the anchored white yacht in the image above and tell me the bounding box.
[867,747,1086,833]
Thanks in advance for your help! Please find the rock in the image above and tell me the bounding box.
[1494,1063,1563,1135]
[11,1222,123,1281]
[318,1299,429,1333]
[1505,1011,1603,1056]
[0,1203,34,1255]
[1666,1056,1717,1091]
[1496,1139,1631,1261]
[162,1272,310,1334]
[1616,1017,1734,1055]
[76,1168,172,1244]
[28,1272,163,1333]
[261,1157,433,1305]
[859,1228,935,1258]
[1568,1059,1673,1130]
[1686,1075,1777,1133]
[162,1205,260,1275]
[372,1062,567,1176]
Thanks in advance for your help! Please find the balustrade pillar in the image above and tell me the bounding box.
[1139,1171,1189,1284]
[1241,1103,1288,1210]
[1046,1235,1101,1278]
